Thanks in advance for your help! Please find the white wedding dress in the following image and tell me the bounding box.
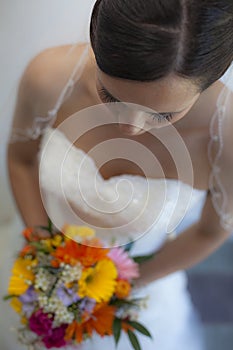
[38,125,208,350]
[1,42,233,350]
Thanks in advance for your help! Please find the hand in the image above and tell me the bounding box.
[35,229,52,239]
[23,226,52,241]
[132,277,147,291]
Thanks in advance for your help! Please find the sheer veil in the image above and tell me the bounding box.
[209,63,233,233]
[8,43,90,143]
[2,1,233,234]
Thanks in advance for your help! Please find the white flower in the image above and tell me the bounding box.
[128,309,140,321]
[43,297,61,313]
[35,269,53,292]
[53,307,74,327]
[38,294,48,308]
[138,295,150,310]
[38,294,74,326]
[60,263,82,284]
[37,252,51,265]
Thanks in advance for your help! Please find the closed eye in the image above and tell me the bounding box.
[99,88,120,103]
[150,112,173,123]
[99,87,174,123]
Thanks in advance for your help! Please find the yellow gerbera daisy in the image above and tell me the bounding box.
[10,297,22,314]
[78,260,117,302]
[21,316,28,325]
[63,225,96,242]
[8,258,36,296]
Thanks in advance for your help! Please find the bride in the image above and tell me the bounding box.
[3,0,233,349]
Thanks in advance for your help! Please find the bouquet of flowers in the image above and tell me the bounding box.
[4,220,154,350]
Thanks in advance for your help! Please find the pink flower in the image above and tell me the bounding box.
[108,248,139,280]
[42,324,68,348]
[29,309,52,336]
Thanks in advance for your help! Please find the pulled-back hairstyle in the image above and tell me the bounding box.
[90,0,233,91]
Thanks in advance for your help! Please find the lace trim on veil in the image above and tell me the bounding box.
[208,63,233,232]
[9,43,89,143]
[9,41,233,233]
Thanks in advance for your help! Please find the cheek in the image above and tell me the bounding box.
[171,104,196,124]
[96,80,105,101]
[96,81,101,98]
[172,113,187,124]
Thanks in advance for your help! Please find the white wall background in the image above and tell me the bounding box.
[0,0,95,223]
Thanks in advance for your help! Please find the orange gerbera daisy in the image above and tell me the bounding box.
[22,228,35,241]
[53,239,110,267]
[20,244,36,257]
[115,279,131,299]
[65,303,116,343]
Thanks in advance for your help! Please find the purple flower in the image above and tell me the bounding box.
[19,286,37,317]
[79,297,96,314]
[42,324,67,348]
[56,286,80,307]
[29,309,53,336]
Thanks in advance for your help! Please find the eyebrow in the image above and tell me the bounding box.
[99,82,188,115]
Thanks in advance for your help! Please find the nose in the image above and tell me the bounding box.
[117,110,147,135]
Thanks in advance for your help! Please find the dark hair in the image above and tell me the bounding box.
[90,0,233,91]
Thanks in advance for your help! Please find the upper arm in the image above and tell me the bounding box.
[9,42,88,139]
[197,191,231,240]
[12,47,62,122]
[197,85,233,238]
[8,47,67,164]
[8,42,89,164]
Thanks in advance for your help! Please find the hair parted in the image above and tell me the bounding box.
[90,0,233,91]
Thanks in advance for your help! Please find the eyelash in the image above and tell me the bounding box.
[99,88,119,103]
[150,113,173,123]
[99,88,173,123]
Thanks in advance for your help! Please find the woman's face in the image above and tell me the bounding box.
[96,68,200,136]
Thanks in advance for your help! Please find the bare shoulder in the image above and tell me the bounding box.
[19,43,89,113]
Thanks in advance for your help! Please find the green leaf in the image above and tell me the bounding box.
[123,241,134,252]
[2,294,17,301]
[113,318,122,346]
[127,330,141,350]
[127,321,152,338]
[36,218,53,236]
[48,218,53,233]
[29,242,51,254]
[132,253,155,264]
[110,298,142,308]
[48,276,60,298]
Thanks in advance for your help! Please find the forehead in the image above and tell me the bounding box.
[97,68,198,112]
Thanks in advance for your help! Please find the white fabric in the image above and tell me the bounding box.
[3,42,233,350]
[0,127,208,349]
[39,126,207,249]
[36,125,207,350]
[8,39,233,233]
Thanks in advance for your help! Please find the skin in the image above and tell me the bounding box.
[7,43,232,286]
[96,69,200,135]
[70,46,223,189]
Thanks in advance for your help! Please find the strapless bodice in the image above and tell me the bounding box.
[38,126,207,255]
